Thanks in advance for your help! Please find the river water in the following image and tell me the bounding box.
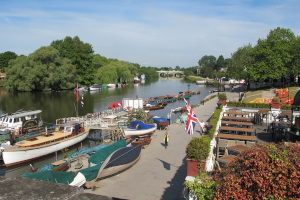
[0,78,217,178]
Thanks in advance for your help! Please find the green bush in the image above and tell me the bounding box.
[218,93,227,100]
[186,135,211,161]
[272,97,280,103]
[213,143,300,199]
[227,101,271,109]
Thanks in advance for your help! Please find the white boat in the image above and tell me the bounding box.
[78,87,88,92]
[107,83,116,88]
[141,74,145,80]
[123,121,156,137]
[0,110,42,134]
[89,84,102,91]
[133,76,140,84]
[171,107,182,113]
[196,80,206,85]
[2,121,90,167]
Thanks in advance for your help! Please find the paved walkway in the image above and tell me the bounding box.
[85,91,240,200]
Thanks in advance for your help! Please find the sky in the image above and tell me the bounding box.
[1,0,300,68]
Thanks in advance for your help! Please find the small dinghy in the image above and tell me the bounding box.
[96,145,142,180]
[124,121,156,137]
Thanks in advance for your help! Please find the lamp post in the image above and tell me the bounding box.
[188,84,190,104]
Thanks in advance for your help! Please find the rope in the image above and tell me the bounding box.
[105,145,141,166]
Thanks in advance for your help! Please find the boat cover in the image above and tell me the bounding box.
[109,102,122,109]
[78,164,103,182]
[22,171,76,185]
[88,139,126,165]
[128,121,155,129]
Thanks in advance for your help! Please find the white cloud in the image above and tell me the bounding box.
[0,0,300,68]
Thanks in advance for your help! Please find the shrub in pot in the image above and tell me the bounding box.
[271,97,280,109]
[218,93,227,105]
[186,135,211,176]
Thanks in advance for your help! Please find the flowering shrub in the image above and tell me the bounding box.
[213,143,300,199]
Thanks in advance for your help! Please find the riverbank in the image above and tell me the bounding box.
[0,89,240,199]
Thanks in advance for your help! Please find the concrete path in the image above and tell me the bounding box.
[85,91,240,200]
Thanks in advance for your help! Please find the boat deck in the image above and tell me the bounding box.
[15,131,72,146]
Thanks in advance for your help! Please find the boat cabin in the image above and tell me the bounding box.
[0,110,42,133]
[15,121,85,148]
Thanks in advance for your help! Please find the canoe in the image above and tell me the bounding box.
[96,145,142,180]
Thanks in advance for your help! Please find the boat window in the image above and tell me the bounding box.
[9,118,13,123]
[21,117,26,122]
[64,136,68,139]
[5,118,8,122]
[64,127,72,133]
[50,140,54,143]
[59,127,64,132]
[14,118,18,123]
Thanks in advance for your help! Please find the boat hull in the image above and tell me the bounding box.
[2,128,90,167]
[96,145,142,180]
[124,126,156,137]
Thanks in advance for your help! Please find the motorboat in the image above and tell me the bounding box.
[133,76,140,84]
[123,121,156,137]
[89,84,102,91]
[2,121,90,167]
[107,83,116,88]
[196,80,206,85]
[153,117,169,129]
[96,145,142,180]
[0,110,42,134]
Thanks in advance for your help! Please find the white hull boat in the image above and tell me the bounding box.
[124,121,156,137]
[3,121,89,167]
[196,80,206,85]
[107,83,116,88]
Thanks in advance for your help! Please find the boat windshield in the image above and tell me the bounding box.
[64,126,72,133]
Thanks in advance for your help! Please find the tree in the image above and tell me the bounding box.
[51,36,94,85]
[228,44,253,88]
[175,66,180,70]
[94,64,118,84]
[198,55,216,70]
[250,27,297,82]
[92,54,107,70]
[0,51,18,72]
[5,46,79,91]
[215,55,225,71]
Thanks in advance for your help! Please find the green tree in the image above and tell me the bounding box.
[198,55,216,70]
[250,27,297,82]
[94,63,118,84]
[228,44,253,88]
[6,46,79,91]
[175,66,180,70]
[0,51,18,72]
[215,55,225,71]
[51,36,94,85]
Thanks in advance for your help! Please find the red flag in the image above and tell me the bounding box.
[76,83,79,102]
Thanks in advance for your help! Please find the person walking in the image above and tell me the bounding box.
[167,113,171,125]
[164,132,170,149]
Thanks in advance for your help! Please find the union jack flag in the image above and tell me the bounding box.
[184,98,198,135]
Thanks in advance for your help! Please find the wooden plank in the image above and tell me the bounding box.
[217,155,236,164]
[220,126,254,133]
[258,109,269,114]
[218,133,257,141]
[222,116,251,121]
[51,160,66,166]
[282,111,292,115]
[221,121,253,126]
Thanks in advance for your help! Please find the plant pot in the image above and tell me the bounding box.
[271,102,280,109]
[186,158,206,176]
[220,100,226,106]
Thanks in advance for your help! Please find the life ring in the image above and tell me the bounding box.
[19,127,22,133]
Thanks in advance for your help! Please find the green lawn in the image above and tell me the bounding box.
[242,90,263,103]
[289,87,299,99]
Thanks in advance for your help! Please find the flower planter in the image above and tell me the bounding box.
[271,102,280,109]
[220,100,226,106]
[186,158,206,176]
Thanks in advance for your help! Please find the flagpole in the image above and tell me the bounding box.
[183,97,203,134]
[76,83,78,117]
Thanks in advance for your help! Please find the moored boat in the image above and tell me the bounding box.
[107,83,116,88]
[130,137,151,147]
[96,145,142,180]
[153,117,169,129]
[89,84,102,91]
[123,121,156,137]
[196,80,206,84]
[133,76,140,84]
[2,121,90,167]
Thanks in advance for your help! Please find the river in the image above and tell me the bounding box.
[0,78,218,178]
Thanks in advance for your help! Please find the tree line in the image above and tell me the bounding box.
[190,27,300,87]
[0,36,159,91]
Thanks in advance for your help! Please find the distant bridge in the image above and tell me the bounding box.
[157,70,184,78]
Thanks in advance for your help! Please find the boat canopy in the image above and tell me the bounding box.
[128,121,155,129]
[22,171,76,185]
[1,110,42,119]
[109,102,122,109]
[153,117,168,123]
[88,139,126,165]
